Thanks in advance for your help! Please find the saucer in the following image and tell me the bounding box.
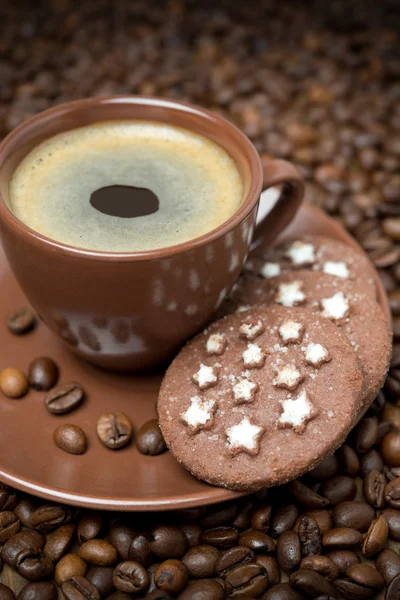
[0,203,389,511]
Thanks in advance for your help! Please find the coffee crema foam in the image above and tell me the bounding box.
[9,121,244,252]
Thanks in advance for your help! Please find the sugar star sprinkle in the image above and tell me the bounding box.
[286,241,316,265]
[226,417,265,456]
[181,396,217,434]
[321,291,350,322]
[276,281,306,307]
[192,364,219,389]
[278,390,318,434]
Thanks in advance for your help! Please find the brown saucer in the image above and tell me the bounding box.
[0,203,390,511]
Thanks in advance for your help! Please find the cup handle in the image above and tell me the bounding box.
[252,159,304,250]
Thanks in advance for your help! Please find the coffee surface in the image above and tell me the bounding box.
[9,121,243,252]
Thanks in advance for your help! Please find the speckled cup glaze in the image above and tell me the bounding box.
[0,96,304,371]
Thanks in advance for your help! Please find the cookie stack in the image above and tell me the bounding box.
[158,236,392,492]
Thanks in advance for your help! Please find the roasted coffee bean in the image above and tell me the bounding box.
[61,576,100,600]
[390,291,400,317]
[327,550,361,575]
[28,357,58,391]
[2,490,17,512]
[6,308,35,335]
[216,546,254,577]
[128,533,153,567]
[332,501,375,532]
[105,594,133,600]
[362,514,389,557]
[153,559,188,595]
[301,510,332,535]
[383,508,400,540]
[355,417,379,453]
[290,568,337,597]
[367,391,387,417]
[276,531,301,573]
[322,528,363,548]
[382,402,400,430]
[256,555,280,586]
[308,455,339,481]
[29,504,71,532]
[0,511,20,543]
[45,382,84,415]
[87,566,114,597]
[0,367,29,398]
[386,350,400,399]
[16,548,53,581]
[109,520,136,561]
[0,485,13,512]
[378,421,393,445]
[232,500,254,531]
[113,561,150,594]
[224,562,269,598]
[298,515,321,556]
[79,539,118,566]
[54,424,87,455]
[202,527,238,549]
[363,470,386,508]
[136,419,167,455]
[387,573,400,600]
[0,486,14,511]
[346,563,384,591]
[55,553,88,586]
[381,432,400,466]
[385,477,400,508]
[375,548,400,586]
[319,476,357,505]
[238,530,275,553]
[149,525,187,559]
[182,544,220,578]
[96,412,132,450]
[360,449,384,476]
[336,445,359,477]
[383,217,400,241]
[270,504,299,537]
[300,555,339,581]
[288,480,328,509]
[201,502,239,529]
[0,584,15,600]
[78,513,103,545]
[261,583,306,600]
[334,578,374,599]
[1,530,45,567]
[13,498,36,527]
[44,524,75,562]
[180,523,203,548]
[17,582,57,600]
[178,579,225,600]
[251,505,272,532]
[385,466,400,481]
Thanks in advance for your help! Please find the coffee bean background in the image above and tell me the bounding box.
[0,0,399,597]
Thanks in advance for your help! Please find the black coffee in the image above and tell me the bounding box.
[9,121,243,252]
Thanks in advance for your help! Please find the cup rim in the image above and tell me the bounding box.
[0,95,263,261]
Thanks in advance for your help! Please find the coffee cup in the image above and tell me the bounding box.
[0,96,304,371]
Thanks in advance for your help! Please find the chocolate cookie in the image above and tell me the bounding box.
[226,271,391,411]
[245,235,377,299]
[158,305,363,492]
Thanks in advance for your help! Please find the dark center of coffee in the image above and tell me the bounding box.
[90,185,159,218]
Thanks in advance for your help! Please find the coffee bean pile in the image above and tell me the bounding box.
[0,0,399,597]
[3,425,400,599]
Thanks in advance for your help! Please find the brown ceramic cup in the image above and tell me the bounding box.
[0,96,304,371]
